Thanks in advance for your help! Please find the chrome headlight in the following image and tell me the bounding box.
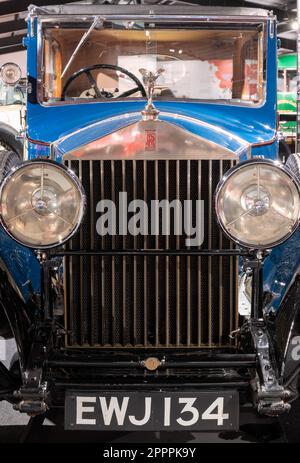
[0,160,85,249]
[215,159,300,249]
[0,62,21,86]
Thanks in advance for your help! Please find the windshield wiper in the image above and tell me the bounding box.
[61,16,102,79]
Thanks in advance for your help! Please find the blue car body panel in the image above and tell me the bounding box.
[0,228,40,300]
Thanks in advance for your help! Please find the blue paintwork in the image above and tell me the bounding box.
[0,228,40,300]
[3,13,295,311]
[27,100,277,152]
[263,229,300,312]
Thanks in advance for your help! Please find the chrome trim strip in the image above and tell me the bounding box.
[122,160,127,344]
[251,135,278,147]
[229,160,235,336]
[197,160,202,346]
[187,159,191,346]
[36,15,270,23]
[31,6,270,19]
[165,159,169,347]
[143,159,148,346]
[111,160,116,342]
[79,160,84,344]
[219,161,224,345]
[235,255,239,335]
[176,159,180,347]
[133,159,137,344]
[100,160,105,344]
[90,160,95,345]
[155,159,159,347]
[208,159,212,347]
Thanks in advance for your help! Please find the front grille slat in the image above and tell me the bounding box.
[176,159,181,347]
[197,160,202,346]
[155,160,159,347]
[100,160,105,345]
[64,159,238,348]
[132,160,137,345]
[89,160,95,345]
[165,160,169,347]
[219,160,224,345]
[143,160,148,346]
[229,160,236,337]
[111,160,116,344]
[187,159,191,347]
[122,160,127,345]
[208,160,212,347]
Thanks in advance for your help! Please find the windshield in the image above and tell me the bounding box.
[42,21,265,105]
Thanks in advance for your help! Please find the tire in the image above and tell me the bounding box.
[286,152,300,179]
[0,150,21,338]
[0,149,21,183]
[0,123,23,159]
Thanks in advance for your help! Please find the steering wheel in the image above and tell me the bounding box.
[61,64,147,100]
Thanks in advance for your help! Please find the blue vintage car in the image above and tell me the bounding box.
[0,3,300,433]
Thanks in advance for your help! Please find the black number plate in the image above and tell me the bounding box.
[65,390,239,431]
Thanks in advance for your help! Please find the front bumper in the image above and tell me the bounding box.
[40,348,258,408]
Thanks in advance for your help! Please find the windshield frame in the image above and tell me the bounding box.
[36,14,268,108]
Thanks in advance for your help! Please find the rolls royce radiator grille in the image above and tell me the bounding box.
[63,159,238,348]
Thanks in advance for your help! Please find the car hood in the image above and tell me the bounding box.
[54,111,249,161]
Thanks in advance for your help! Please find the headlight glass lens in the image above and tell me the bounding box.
[215,161,300,248]
[0,63,21,86]
[0,161,85,248]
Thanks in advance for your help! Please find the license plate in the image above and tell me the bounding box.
[65,391,239,431]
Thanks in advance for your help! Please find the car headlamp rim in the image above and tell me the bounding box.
[0,159,86,250]
[214,158,300,250]
[0,62,21,86]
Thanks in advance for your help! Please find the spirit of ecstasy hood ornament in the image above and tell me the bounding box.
[139,68,164,121]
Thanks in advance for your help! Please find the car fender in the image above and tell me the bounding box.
[274,275,300,388]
